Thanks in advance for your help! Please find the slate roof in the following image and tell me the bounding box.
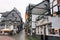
[26,1,50,15]
[1,11,10,17]
[2,8,21,17]
[1,8,22,22]
[31,1,49,15]
[26,4,35,13]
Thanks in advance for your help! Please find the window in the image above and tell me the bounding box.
[54,29,58,34]
[59,29,60,35]
[6,25,9,28]
[48,28,59,35]
[48,29,55,34]
[47,23,52,28]
[1,23,5,26]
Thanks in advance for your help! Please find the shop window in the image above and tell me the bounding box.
[48,29,58,34]
[48,29,51,34]
[48,29,55,34]
[59,29,60,35]
[54,29,58,34]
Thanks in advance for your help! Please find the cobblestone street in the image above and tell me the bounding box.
[0,29,25,40]
[0,36,14,40]
[12,29,25,40]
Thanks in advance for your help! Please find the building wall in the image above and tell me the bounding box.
[36,18,48,26]
[36,16,48,35]
[36,26,45,35]
[36,16,60,35]
[32,14,39,28]
[6,11,20,21]
[49,16,60,28]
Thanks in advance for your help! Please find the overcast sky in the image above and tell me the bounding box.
[0,0,43,22]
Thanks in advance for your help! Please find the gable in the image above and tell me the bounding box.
[32,1,49,15]
[6,10,21,21]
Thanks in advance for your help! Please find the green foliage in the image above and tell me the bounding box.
[32,36,40,40]
[27,36,40,40]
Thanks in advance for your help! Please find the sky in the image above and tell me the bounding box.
[0,0,43,22]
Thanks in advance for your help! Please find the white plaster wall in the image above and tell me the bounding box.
[36,26,44,35]
[46,25,49,35]
[49,17,60,28]
[36,27,39,35]
[32,22,35,28]
[32,14,39,28]
[10,25,14,30]
[32,14,39,21]
[36,18,48,26]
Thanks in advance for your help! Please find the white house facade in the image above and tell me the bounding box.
[36,13,60,36]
